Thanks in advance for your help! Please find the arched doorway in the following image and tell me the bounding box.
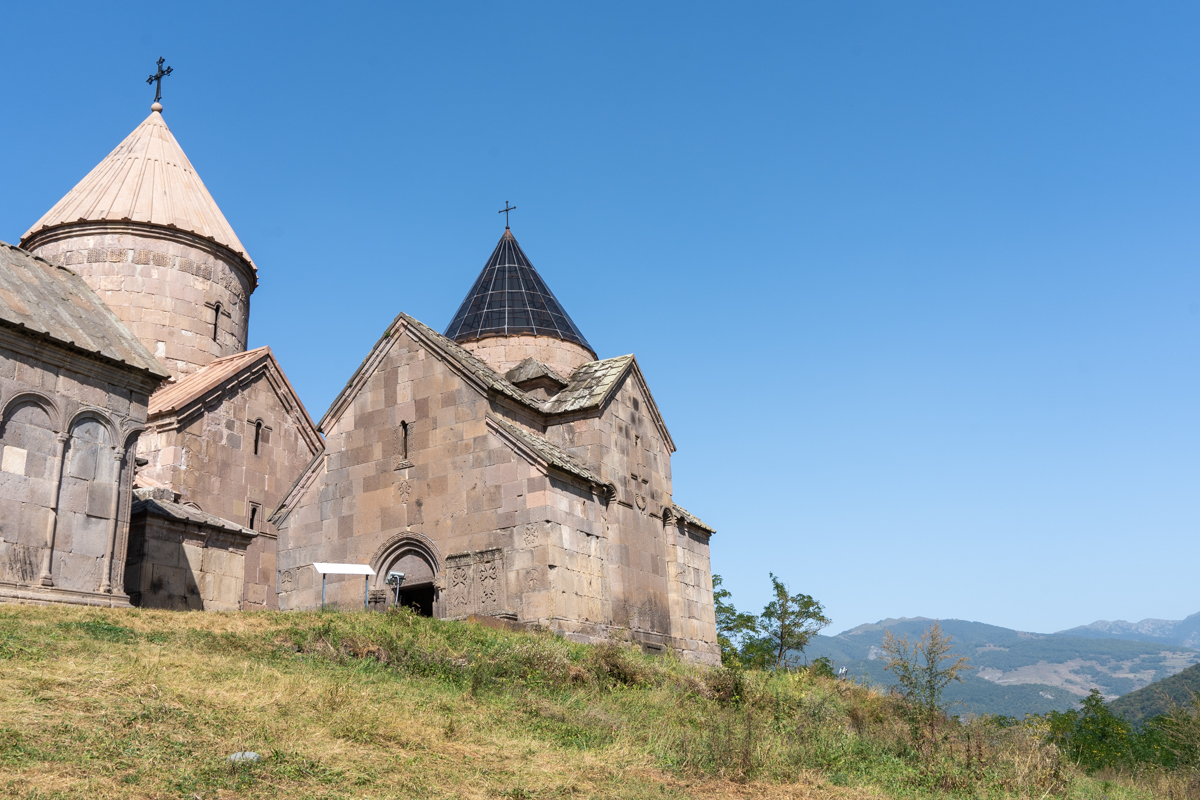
[371,533,440,617]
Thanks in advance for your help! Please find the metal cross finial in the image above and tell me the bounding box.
[147,57,173,104]
[499,201,516,228]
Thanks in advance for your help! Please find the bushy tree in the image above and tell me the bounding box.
[1047,688,1134,771]
[882,620,971,754]
[712,574,760,667]
[755,573,830,671]
[712,573,830,671]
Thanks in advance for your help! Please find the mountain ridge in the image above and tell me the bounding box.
[1056,611,1200,649]
[806,614,1200,718]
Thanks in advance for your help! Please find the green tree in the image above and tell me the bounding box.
[1046,688,1133,771]
[754,573,830,670]
[712,574,760,667]
[882,620,971,754]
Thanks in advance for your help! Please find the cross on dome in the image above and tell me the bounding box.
[146,57,172,111]
[499,201,516,229]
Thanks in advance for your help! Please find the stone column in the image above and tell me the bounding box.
[39,432,71,587]
[99,448,126,594]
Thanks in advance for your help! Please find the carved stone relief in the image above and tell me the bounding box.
[444,547,507,618]
[522,520,549,546]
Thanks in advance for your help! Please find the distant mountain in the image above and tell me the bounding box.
[1057,612,1200,649]
[805,617,1200,719]
[1109,662,1200,725]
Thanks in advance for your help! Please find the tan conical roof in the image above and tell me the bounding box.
[21,110,255,270]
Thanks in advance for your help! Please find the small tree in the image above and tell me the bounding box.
[882,620,971,754]
[755,573,830,671]
[712,574,760,667]
[1047,688,1134,771]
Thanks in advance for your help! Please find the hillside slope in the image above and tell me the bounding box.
[0,604,1171,800]
[805,617,1200,717]
[1110,662,1200,725]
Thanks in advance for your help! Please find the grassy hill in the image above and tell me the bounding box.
[805,618,1200,717]
[0,604,1188,799]
[1110,662,1200,725]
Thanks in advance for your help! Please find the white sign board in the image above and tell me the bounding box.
[312,563,376,576]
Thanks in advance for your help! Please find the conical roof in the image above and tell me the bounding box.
[21,110,255,270]
[444,229,592,353]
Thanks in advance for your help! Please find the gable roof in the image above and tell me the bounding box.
[505,357,568,388]
[0,240,169,380]
[21,110,255,272]
[133,492,256,537]
[318,311,673,450]
[444,228,594,355]
[148,346,321,453]
[318,312,539,432]
[671,502,715,535]
[487,415,606,490]
[544,354,675,453]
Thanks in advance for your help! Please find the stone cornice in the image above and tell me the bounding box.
[23,221,258,294]
[0,322,163,398]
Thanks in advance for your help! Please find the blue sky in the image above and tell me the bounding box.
[2,2,1197,634]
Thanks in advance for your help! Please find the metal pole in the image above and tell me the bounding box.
[364,576,369,611]
[322,574,326,611]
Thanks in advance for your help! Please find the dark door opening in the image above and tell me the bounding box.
[397,584,435,617]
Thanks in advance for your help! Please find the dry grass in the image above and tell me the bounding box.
[0,605,880,799]
[0,604,1192,800]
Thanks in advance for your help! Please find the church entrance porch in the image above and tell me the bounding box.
[396,584,435,616]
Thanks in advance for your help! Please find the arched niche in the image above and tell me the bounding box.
[370,532,442,617]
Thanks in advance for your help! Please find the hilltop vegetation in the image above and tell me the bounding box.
[1,604,1197,799]
[1111,663,1200,725]
[804,617,1200,717]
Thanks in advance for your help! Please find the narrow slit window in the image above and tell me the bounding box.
[249,503,260,531]
[253,420,263,455]
[212,303,222,341]
[400,420,409,460]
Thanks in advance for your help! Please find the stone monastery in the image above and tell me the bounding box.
[0,93,720,663]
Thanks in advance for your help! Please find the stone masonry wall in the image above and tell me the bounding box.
[27,225,253,379]
[460,335,595,377]
[274,323,715,661]
[545,374,674,632]
[125,513,250,611]
[137,369,319,608]
[275,327,608,627]
[0,334,153,606]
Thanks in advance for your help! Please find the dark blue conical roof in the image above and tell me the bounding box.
[444,228,593,353]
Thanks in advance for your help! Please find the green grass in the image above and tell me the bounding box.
[0,604,1194,799]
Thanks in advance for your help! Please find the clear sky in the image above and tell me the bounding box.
[2,2,1196,635]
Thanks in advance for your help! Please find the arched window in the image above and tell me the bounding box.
[249,504,259,531]
[212,303,222,341]
[400,420,408,461]
[253,420,263,455]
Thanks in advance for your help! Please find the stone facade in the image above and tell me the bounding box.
[16,108,315,614]
[25,223,254,380]
[272,314,719,663]
[133,347,321,609]
[0,242,168,607]
[8,101,720,657]
[125,489,255,611]
[460,335,595,378]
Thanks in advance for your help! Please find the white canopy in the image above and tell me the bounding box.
[312,562,376,576]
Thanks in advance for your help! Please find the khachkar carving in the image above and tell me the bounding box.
[448,564,470,614]
[443,548,507,618]
[522,520,551,546]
